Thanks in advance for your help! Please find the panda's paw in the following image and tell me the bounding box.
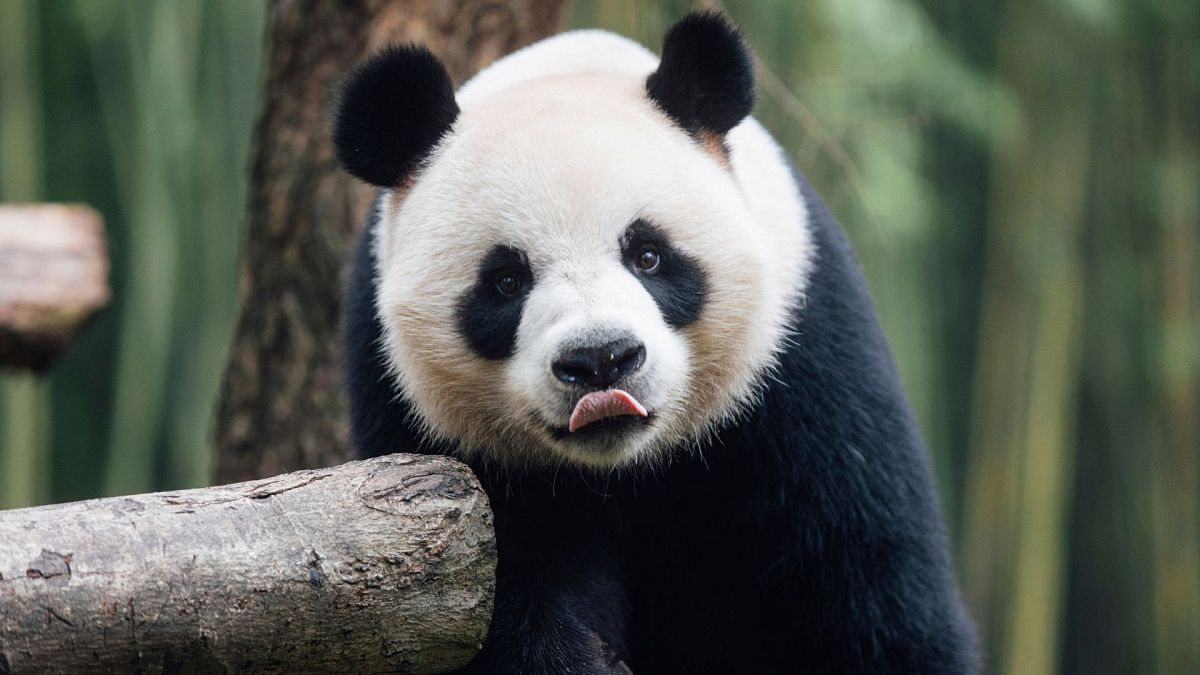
[602,639,634,675]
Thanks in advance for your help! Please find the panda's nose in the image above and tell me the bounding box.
[552,339,646,389]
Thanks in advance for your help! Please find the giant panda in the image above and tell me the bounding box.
[335,12,978,674]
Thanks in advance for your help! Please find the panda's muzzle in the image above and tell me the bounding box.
[548,338,651,434]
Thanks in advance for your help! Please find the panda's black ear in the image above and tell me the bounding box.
[333,45,459,187]
[646,12,755,137]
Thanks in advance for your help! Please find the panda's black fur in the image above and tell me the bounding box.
[340,12,978,675]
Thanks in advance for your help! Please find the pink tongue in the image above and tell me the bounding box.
[568,389,648,433]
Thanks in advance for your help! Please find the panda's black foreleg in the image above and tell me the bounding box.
[453,576,627,675]
[452,481,631,675]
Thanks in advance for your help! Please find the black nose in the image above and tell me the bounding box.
[553,339,646,389]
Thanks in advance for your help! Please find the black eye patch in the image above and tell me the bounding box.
[621,219,708,328]
[456,245,533,359]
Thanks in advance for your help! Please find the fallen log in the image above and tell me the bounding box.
[0,204,109,371]
[0,453,495,673]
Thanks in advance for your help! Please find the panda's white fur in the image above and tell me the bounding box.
[372,30,812,468]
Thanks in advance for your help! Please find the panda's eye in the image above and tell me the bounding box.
[635,245,661,272]
[495,273,521,296]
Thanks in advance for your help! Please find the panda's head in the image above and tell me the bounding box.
[335,13,798,470]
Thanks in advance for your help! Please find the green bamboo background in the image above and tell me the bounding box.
[0,1,1196,672]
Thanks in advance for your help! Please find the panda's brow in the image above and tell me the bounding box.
[620,218,670,247]
[477,245,529,274]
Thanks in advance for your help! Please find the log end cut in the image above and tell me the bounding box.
[0,204,110,371]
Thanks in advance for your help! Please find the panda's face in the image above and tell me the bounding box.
[373,74,781,469]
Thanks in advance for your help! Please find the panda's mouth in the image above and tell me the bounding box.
[547,414,653,442]
[568,389,648,432]
[546,389,652,441]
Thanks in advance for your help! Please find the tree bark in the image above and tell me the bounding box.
[0,204,109,372]
[0,453,495,674]
[213,0,567,484]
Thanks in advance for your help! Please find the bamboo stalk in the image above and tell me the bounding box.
[960,4,1091,673]
[80,1,185,498]
[0,0,52,510]
[1150,27,1200,674]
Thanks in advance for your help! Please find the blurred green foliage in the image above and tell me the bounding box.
[1,1,1197,673]
[0,0,263,504]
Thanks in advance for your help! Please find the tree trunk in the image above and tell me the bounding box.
[0,453,495,674]
[213,0,567,484]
